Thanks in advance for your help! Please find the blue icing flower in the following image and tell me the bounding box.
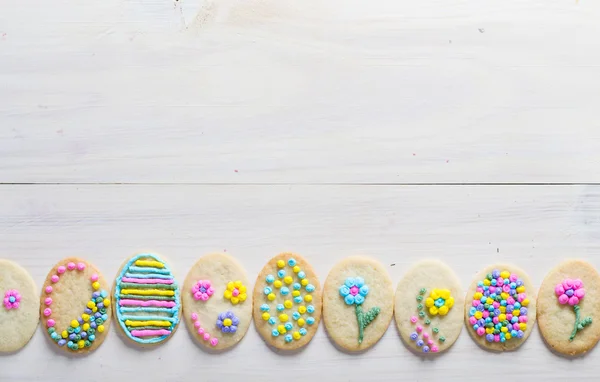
[340,277,369,305]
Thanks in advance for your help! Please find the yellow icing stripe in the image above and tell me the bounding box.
[134,260,165,268]
[125,320,172,327]
[121,289,174,296]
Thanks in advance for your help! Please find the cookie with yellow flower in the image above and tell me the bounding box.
[395,260,464,355]
[183,253,252,351]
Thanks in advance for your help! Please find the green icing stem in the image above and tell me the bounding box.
[355,304,381,344]
[569,304,593,341]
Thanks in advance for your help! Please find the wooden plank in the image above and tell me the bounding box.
[1,184,598,380]
[1,0,600,183]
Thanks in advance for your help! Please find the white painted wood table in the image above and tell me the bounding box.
[1,0,600,380]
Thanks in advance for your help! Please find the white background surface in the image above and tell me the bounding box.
[1,0,600,380]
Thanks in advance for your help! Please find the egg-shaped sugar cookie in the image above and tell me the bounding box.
[113,253,182,347]
[464,264,536,352]
[253,253,322,350]
[41,258,111,354]
[323,256,394,352]
[538,259,600,357]
[395,260,464,355]
[182,253,252,351]
[0,259,39,353]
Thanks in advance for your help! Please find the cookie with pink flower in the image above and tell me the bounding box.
[0,259,39,353]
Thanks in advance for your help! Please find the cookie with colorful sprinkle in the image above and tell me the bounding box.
[538,259,600,357]
[395,260,464,355]
[323,256,394,352]
[112,253,182,347]
[40,257,111,354]
[0,259,39,353]
[464,264,536,351]
[183,253,252,351]
[253,252,322,350]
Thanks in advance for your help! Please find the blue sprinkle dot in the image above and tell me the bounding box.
[306,317,315,325]
[294,296,303,304]
[293,283,301,290]
[278,270,286,278]
[284,322,293,331]
[298,271,306,280]
[305,284,315,293]
[288,259,296,267]
[264,287,272,295]
[272,329,280,337]
[266,275,275,284]
[276,304,285,311]
[307,305,315,314]
[280,287,290,296]
[268,317,276,325]
[292,312,301,320]
[299,328,307,336]
[284,334,293,343]
[260,304,270,312]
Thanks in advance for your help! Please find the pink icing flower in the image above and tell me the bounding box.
[3,289,21,310]
[556,278,585,306]
[192,280,215,301]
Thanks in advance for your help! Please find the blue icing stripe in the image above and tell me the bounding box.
[115,253,181,344]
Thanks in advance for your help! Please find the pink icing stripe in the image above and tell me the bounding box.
[131,329,172,337]
[119,299,177,308]
[121,277,174,284]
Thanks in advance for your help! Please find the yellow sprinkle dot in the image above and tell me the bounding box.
[474,311,483,319]
[483,279,490,286]
[516,286,525,293]
[473,292,483,300]
[501,293,509,300]
[501,327,508,333]
[505,333,512,340]
[279,314,289,322]
[522,299,530,307]
[103,299,110,307]
[223,318,232,326]
[293,266,300,273]
[500,271,510,279]
[513,310,520,317]
[78,340,85,349]
[82,314,90,322]
[486,328,493,334]
[87,301,95,309]
[520,323,527,331]
[485,298,493,305]
[273,280,282,289]
[277,325,286,334]
[499,306,506,313]
[231,297,240,305]
[224,290,232,299]
[239,293,247,302]
[498,314,506,322]
[292,291,300,297]
[304,295,312,303]
[293,331,301,340]
[262,313,270,321]
[92,307,98,313]
[82,323,90,331]
[284,300,293,309]
[267,293,276,301]
[301,279,309,286]
[70,320,79,328]
[298,318,305,327]
[97,325,105,333]
[284,276,293,285]
[61,330,68,339]
[92,282,100,290]
[277,260,285,268]
[298,306,307,314]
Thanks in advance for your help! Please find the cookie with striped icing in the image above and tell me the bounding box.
[112,253,182,346]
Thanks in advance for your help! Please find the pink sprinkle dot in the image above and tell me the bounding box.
[469,317,477,325]
[494,335,500,342]
[91,274,99,282]
[431,346,439,352]
[77,262,85,271]
[46,319,55,327]
[198,327,204,334]
[203,333,210,341]
[482,311,490,319]
[476,327,486,336]
[57,266,66,274]
[427,339,434,346]
[67,262,76,270]
[51,275,59,283]
[210,338,219,347]
[43,308,52,317]
[44,298,52,306]
[423,332,429,339]
[519,316,528,323]
[232,289,240,297]
[416,326,423,333]
[513,323,520,331]
[194,321,201,328]
[506,314,513,321]
[45,286,53,294]
[472,300,479,307]
[191,313,198,320]
[410,316,418,324]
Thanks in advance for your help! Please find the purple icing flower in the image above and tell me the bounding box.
[216,311,239,334]
[192,280,215,301]
[3,289,21,310]
[555,278,585,306]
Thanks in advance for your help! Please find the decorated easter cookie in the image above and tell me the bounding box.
[537,260,600,356]
[395,260,464,355]
[182,253,252,350]
[253,253,322,350]
[41,258,111,353]
[323,256,393,352]
[464,264,536,351]
[112,253,181,346]
[0,259,39,353]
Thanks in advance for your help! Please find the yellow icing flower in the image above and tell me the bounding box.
[224,280,247,305]
[424,288,454,316]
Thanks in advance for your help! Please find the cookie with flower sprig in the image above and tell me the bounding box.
[0,259,39,353]
[323,256,393,352]
[464,264,536,351]
[182,253,252,351]
[538,259,600,357]
[395,260,464,355]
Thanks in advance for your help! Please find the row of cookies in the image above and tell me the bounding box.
[0,254,597,357]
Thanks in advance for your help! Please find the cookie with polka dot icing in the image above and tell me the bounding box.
[182,253,252,351]
[112,253,182,347]
[253,252,322,350]
[395,260,464,355]
[323,256,394,352]
[537,259,600,357]
[464,264,536,351]
[0,259,39,353]
[40,258,111,353]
